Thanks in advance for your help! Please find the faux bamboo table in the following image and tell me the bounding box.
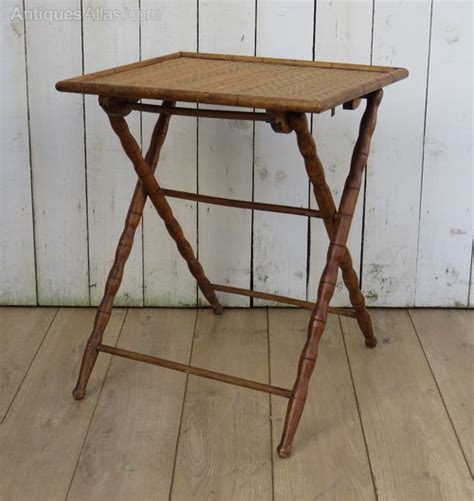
[56,52,408,458]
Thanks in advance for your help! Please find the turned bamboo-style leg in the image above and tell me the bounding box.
[277,90,383,457]
[291,112,377,348]
[73,101,176,400]
[101,99,223,317]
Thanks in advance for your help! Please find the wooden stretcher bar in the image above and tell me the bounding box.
[97,344,293,398]
[212,284,357,318]
[160,188,323,219]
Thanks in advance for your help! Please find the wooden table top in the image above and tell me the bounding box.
[56,52,408,113]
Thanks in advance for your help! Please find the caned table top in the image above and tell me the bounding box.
[56,52,408,113]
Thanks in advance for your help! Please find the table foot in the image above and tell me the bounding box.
[365,337,378,348]
[212,304,224,315]
[277,393,308,459]
[72,387,86,401]
[72,343,99,400]
[276,444,292,459]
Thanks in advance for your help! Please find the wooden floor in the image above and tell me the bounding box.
[0,307,472,500]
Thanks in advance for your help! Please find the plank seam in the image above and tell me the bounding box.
[360,0,377,296]
[168,308,199,501]
[22,0,38,305]
[195,0,200,308]
[468,243,474,307]
[359,171,368,293]
[80,0,92,307]
[195,109,200,307]
[266,308,275,501]
[64,308,130,500]
[413,0,435,307]
[306,0,318,302]
[0,307,59,424]
[251,0,257,306]
[139,0,145,307]
[406,310,473,478]
[338,315,379,500]
[249,0,258,308]
[250,111,256,307]
[370,0,375,65]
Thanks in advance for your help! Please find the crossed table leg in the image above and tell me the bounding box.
[277,90,383,457]
[73,90,383,458]
[72,99,222,400]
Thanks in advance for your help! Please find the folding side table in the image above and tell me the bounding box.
[56,52,408,458]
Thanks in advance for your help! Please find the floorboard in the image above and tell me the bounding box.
[171,309,273,500]
[409,309,473,474]
[341,309,473,500]
[0,307,57,420]
[269,309,376,500]
[0,308,125,501]
[67,309,196,501]
[0,307,471,500]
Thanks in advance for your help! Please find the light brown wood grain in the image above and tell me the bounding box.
[409,309,474,472]
[341,309,473,500]
[171,309,272,500]
[0,308,125,501]
[269,309,375,500]
[0,307,57,420]
[67,309,196,501]
[0,307,472,499]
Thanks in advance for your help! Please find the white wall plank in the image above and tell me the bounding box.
[1,1,472,308]
[142,0,198,306]
[415,0,473,307]
[0,1,36,304]
[309,0,373,307]
[26,0,88,305]
[470,167,474,308]
[362,0,432,306]
[197,0,256,306]
[83,0,142,306]
[253,0,313,306]
[470,264,473,307]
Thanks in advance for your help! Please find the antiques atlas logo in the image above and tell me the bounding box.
[10,6,161,24]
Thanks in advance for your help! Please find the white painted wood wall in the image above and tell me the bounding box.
[1,0,472,307]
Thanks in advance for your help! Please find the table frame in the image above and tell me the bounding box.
[72,89,382,458]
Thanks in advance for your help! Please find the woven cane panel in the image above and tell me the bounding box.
[57,53,408,112]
